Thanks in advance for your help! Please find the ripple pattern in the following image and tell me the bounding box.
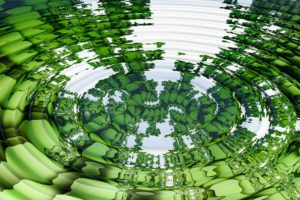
[0,0,300,199]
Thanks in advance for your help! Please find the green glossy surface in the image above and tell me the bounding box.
[0,0,300,199]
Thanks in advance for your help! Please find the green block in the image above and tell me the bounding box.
[0,75,16,106]
[210,179,242,196]
[6,143,64,183]
[2,109,23,128]
[69,178,121,200]
[18,120,61,151]
[0,32,23,47]
[0,41,32,57]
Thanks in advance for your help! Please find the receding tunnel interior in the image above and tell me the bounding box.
[0,0,300,199]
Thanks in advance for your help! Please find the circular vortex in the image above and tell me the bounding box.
[0,0,300,199]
